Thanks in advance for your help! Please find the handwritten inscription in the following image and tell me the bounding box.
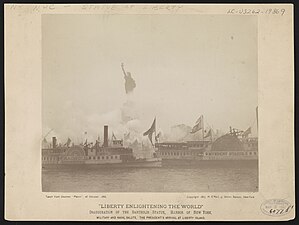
[9,4,183,13]
[9,5,287,16]
[260,199,294,217]
[76,5,183,12]
[227,8,286,16]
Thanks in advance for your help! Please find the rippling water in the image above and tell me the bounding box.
[42,161,258,192]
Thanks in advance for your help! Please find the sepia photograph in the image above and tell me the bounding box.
[5,4,295,221]
[42,14,258,192]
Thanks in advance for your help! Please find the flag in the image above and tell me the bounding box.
[204,129,212,138]
[64,137,71,147]
[84,139,88,146]
[155,131,161,142]
[112,132,117,140]
[190,115,203,134]
[143,118,156,145]
[191,123,202,134]
[196,115,203,124]
[143,118,156,136]
[42,138,48,148]
[243,127,251,137]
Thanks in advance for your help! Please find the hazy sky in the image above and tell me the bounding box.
[42,14,257,141]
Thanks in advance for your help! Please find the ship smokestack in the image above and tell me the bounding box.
[52,137,57,149]
[104,125,108,147]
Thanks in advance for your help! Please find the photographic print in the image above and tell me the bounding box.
[42,14,258,192]
[5,4,295,221]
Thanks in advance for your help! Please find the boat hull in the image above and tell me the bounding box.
[161,158,258,168]
[42,159,162,169]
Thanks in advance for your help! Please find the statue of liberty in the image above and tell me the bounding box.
[121,63,136,94]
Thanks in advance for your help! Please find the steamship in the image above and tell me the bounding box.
[42,125,162,168]
[155,112,258,165]
[155,132,258,164]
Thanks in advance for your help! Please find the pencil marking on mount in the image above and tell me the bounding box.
[260,199,294,217]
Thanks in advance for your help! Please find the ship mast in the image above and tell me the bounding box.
[42,128,53,140]
[155,117,158,145]
[256,106,258,135]
[202,115,205,142]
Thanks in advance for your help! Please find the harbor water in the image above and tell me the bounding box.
[42,161,258,192]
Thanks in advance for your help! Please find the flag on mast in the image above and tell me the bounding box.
[190,115,203,134]
[204,129,212,138]
[84,139,88,146]
[196,115,203,124]
[155,131,161,142]
[42,137,48,144]
[242,127,251,137]
[64,137,71,147]
[143,117,156,146]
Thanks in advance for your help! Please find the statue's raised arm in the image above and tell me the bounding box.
[121,63,136,94]
[121,63,127,77]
